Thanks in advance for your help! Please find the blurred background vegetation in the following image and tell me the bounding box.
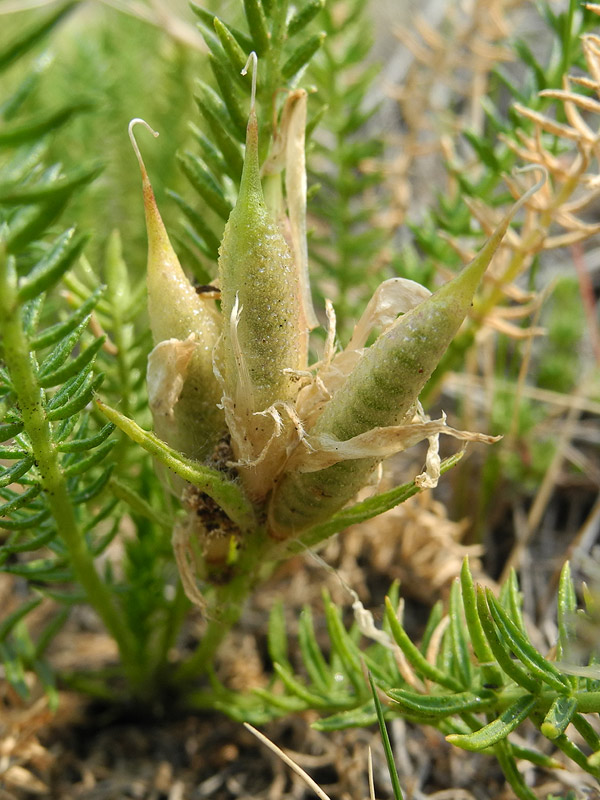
[2,0,600,656]
[1,0,600,795]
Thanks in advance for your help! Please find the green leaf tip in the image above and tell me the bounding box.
[446,694,537,751]
[541,696,578,740]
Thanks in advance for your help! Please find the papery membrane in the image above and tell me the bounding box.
[287,413,500,473]
[216,299,307,499]
[262,90,318,323]
[347,277,432,350]
[284,92,318,331]
[295,278,432,428]
[147,336,196,419]
[172,515,207,611]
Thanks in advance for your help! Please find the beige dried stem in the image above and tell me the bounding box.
[0,632,54,797]
[389,2,600,348]
[244,724,333,800]
[244,723,381,800]
[464,29,600,325]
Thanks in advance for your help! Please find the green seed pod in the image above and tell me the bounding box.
[130,119,223,462]
[217,59,308,447]
[268,175,543,538]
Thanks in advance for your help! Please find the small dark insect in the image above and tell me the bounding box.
[195,284,221,299]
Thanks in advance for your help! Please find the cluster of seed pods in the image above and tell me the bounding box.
[130,55,541,567]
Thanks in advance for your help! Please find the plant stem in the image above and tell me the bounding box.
[175,525,275,682]
[156,577,189,672]
[573,691,600,713]
[0,247,140,687]
[494,739,537,800]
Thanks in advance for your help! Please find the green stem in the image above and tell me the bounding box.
[156,578,189,672]
[573,691,600,713]
[270,0,289,53]
[176,525,275,682]
[0,247,140,687]
[552,732,600,779]
[559,0,576,80]
[61,668,128,702]
[494,739,537,800]
[259,0,288,161]
[98,399,256,532]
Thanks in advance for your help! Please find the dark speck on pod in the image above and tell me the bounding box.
[195,284,221,299]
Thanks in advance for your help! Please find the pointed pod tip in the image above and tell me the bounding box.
[127,118,173,260]
[238,110,261,202]
[128,118,160,182]
[128,119,206,344]
[451,164,547,302]
[241,51,258,112]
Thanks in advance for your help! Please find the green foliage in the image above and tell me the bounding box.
[178,0,326,276]
[253,560,600,799]
[370,671,404,800]
[0,1,124,699]
[305,0,391,341]
[536,277,585,394]
[3,0,453,707]
[46,8,202,271]
[0,18,598,800]
[0,2,196,704]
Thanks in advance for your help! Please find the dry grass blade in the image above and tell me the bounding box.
[368,746,376,800]
[243,723,332,800]
[499,391,584,585]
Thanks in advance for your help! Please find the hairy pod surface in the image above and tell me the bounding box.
[131,120,223,461]
[218,108,308,415]
[267,209,522,538]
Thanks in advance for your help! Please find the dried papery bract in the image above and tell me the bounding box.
[262,88,318,331]
[268,170,546,538]
[217,55,310,499]
[129,118,223,462]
